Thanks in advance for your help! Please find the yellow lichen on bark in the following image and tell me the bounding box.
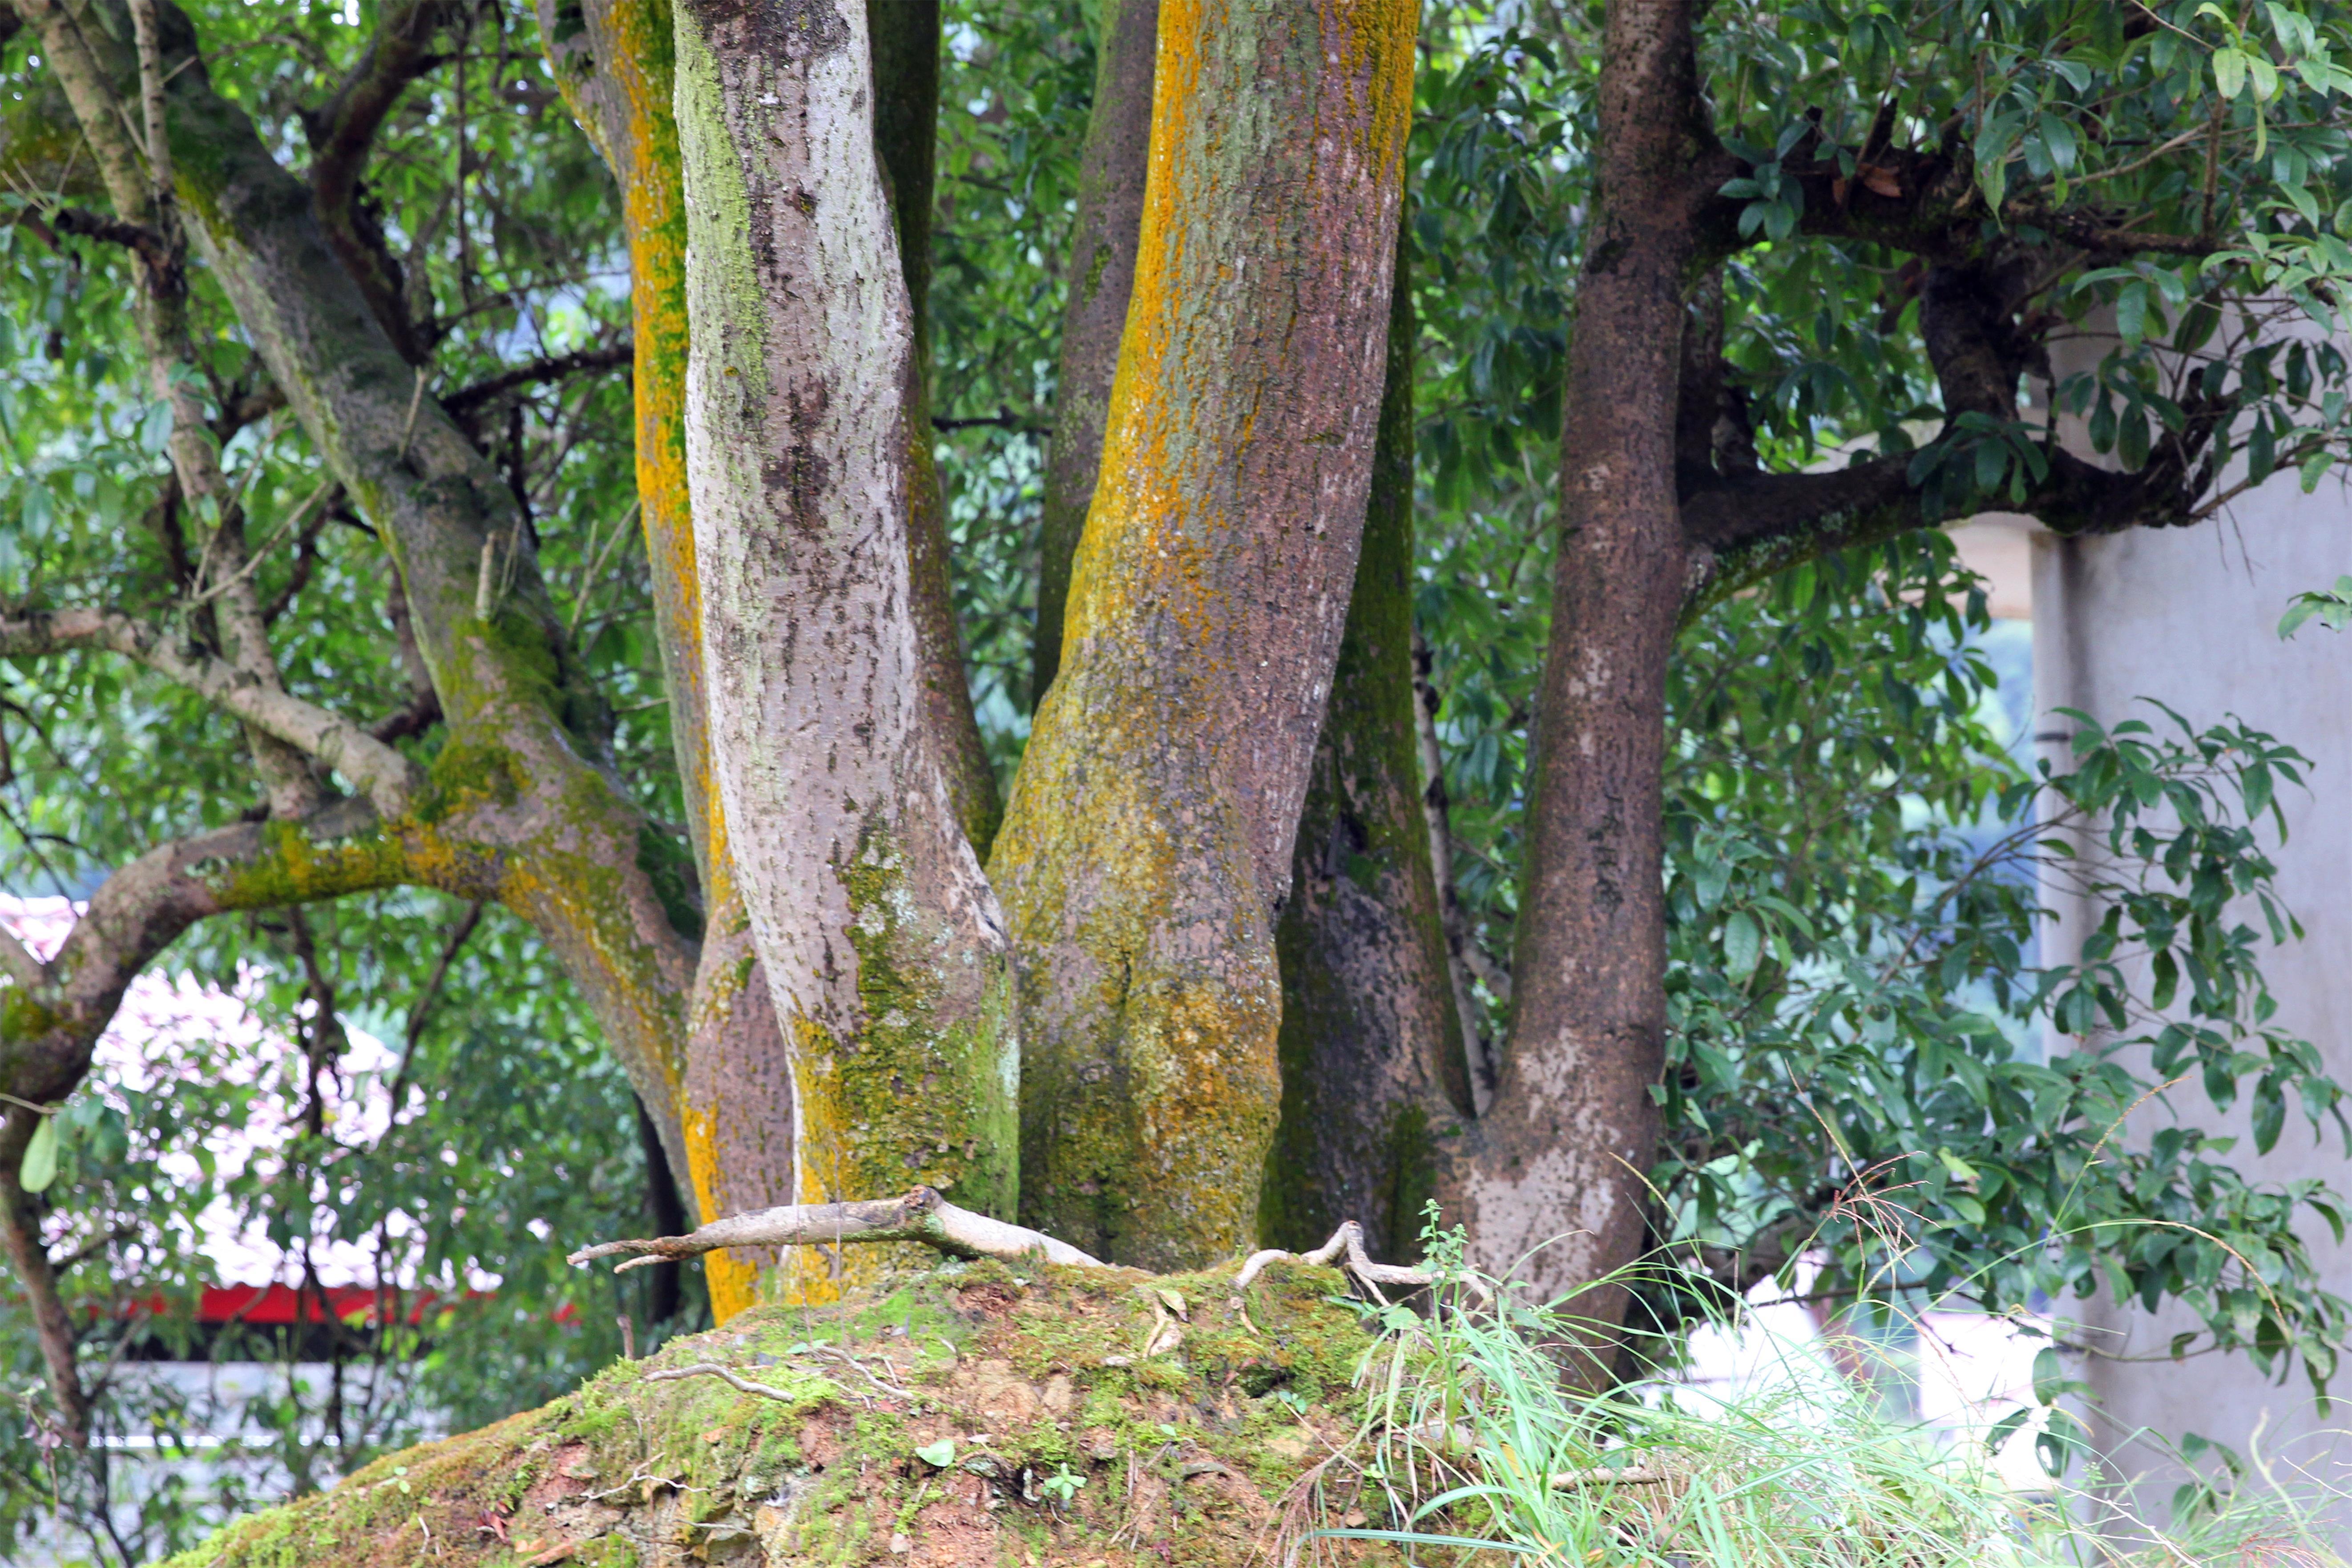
[993,0,1420,1270]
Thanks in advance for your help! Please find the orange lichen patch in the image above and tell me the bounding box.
[682,1100,762,1322]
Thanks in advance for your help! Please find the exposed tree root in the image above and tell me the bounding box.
[567,1185,1106,1273]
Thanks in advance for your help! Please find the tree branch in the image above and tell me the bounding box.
[302,0,448,363]
[0,607,423,813]
[441,340,633,421]
[0,925,47,989]
[568,1186,1105,1273]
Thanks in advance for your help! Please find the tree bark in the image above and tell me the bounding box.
[673,0,1018,1302]
[1455,0,1708,1319]
[1262,230,1472,1261]
[988,0,1420,1270]
[1029,0,1157,707]
[871,0,1002,855]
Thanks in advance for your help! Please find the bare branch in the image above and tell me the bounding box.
[568,1185,1105,1273]
[0,607,423,813]
[303,0,448,362]
[442,340,633,421]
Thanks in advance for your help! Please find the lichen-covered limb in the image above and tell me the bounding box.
[0,606,424,814]
[568,1185,1103,1274]
[26,0,706,1192]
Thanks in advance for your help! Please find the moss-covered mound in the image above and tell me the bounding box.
[166,1255,1400,1568]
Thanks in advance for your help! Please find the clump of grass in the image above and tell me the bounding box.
[1296,1224,2342,1568]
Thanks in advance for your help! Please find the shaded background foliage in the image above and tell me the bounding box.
[4,0,2351,1559]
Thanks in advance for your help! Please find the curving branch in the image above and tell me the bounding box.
[303,0,448,363]
[0,607,423,813]
[568,1186,1106,1274]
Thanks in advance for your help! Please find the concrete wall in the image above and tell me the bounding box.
[2015,479,2352,1520]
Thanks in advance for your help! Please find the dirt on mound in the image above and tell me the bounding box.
[165,1255,1407,1568]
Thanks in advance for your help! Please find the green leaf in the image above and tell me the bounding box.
[2214,47,2250,99]
[19,1114,57,1195]
[916,1439,956,1467]
[1723,912,1763,980]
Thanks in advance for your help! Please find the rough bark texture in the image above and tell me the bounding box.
[988,0,1419,1271]
[674,0,1018,1302]
[14,0,706,1203]
[1456,0,1706,1318]
[1029,0,1158,707]
[541,0,798,1316]
[1262,234,1471,1262]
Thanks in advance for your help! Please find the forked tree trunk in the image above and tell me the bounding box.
[1029,0,1158,706]
[1458,0,1705,1317]
[673,0,1017,1301]
[989,0,1420,1270]
[1263,230,1474,1260]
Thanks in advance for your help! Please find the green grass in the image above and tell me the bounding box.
[1295,1228,2344,1568]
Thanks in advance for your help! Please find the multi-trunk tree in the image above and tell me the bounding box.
[6,0,2352,1491]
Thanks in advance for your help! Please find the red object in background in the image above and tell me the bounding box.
[115,1284,581,1328]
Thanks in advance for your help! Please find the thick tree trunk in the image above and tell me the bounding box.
[673,0,1017,1302]
[18,0,708,1200]
[1262,232,1472,1261]
[872,0,1001,855]
[1456,0,1705,1318]
[1029,0,1157,706]
[989,0,1419,1270]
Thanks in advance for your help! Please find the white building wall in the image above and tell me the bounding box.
[2021,482,2352,1525]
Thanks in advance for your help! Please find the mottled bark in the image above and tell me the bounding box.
[673,0,1017,1302]
[1029,0,1157,707]
[1262,233,1470,1261]
[541,0,803,1315]
[18,0,704,1197]
[872,0,1001,853]
[1458,0,1707,1319]
[989,0,1420,1270]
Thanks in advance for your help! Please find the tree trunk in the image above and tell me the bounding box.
[873,0,1002,854]
[988,0,1419,1270]
[541,0,803,1317]
[1456,0,1705,1318]
[1029,0,1158,707]
[1262,229,1472,1261]
[673,0,1017,1302]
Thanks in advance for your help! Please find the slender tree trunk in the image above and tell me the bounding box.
[1263,228,1473,1261]
[673,0,1017,1302]
[1029,0,1157,707]
[1457,0,1706,1318]
[872,0,1001,854]
[989,0,1419,1270]
[542,0,808,1317]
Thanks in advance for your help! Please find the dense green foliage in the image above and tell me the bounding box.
[5,0,2352,1560]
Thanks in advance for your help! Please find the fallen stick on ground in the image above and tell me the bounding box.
[567,1185,1104,1273]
